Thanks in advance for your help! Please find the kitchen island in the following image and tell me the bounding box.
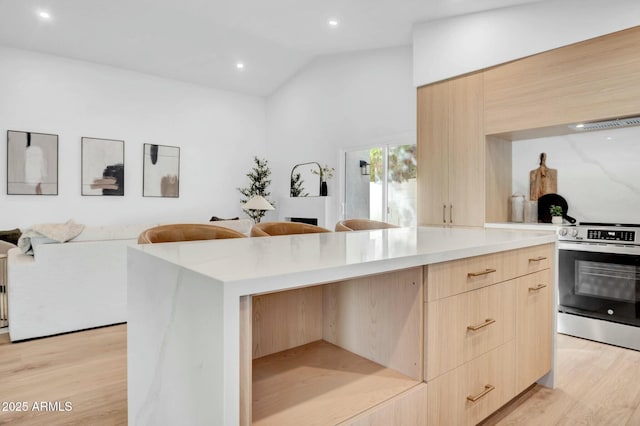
[127,226,557,425]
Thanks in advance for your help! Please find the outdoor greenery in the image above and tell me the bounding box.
[369,145,417,183]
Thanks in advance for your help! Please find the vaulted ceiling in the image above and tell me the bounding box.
[0,0,543,96]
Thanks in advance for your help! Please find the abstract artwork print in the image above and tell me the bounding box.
[7,130,58,195]
[143,143,180,197]
[81,137,125,196]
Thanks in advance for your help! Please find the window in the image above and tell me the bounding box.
[344,144,417,226]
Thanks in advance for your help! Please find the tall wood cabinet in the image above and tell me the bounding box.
[418,26,640,226]
[417,72,485,227]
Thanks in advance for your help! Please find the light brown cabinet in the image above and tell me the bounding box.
[515,268,553,394]
[516,244,553,277]
[417,26,640,226]
[484,26,640,136]
[426,248,518,301]
[425,280,515,381]
[427,341,516,426]
[425,243,554,425]
[417,72,485,227]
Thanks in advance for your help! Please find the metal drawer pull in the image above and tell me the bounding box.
[443,204,446,223]
[529,256,547,262]
[467,268,496,278]
[467,384,495,402]
[467,318,496,331]
[528,284,547,292]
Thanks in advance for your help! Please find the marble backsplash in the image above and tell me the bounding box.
[512,126,640,225]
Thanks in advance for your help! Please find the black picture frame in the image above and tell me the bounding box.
[142,143,180,198]
[81,137,125,196]
[7,130,59,195]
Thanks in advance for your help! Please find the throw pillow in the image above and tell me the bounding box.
[0,228,21,245]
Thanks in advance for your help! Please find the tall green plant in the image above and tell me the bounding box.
[238,156,275,223]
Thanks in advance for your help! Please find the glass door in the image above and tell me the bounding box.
[344,144,416,226]
[387,144,417,226]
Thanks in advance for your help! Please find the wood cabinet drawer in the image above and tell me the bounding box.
[427,341,516,426]
[339,384,428,426]
[516,244,554,277]
[425,280,515,381]
[515,268,553,394]
[426,250,518,301]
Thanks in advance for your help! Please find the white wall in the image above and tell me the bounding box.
[0,47,266,229]
[512,127,640,224]
[266,46,415,227]
[413,0,640,87]
[345,149,371,220]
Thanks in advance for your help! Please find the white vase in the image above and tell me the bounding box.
[551,216,563,224]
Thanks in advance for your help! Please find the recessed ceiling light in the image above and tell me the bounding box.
[236,62,244,70]
[38,11,51,20]
[328,19,339,28]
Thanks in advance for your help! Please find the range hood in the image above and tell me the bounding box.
[568,116,640,131]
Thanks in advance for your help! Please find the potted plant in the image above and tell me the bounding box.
[237,156,275,223]
[311,164,335,196]
[550,205,563,224]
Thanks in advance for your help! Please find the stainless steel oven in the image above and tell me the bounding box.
[557,223,640,351]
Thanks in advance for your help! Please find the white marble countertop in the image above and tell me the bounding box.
[130,226,556,295]
[485,222,563,231]
[127,226,558,425]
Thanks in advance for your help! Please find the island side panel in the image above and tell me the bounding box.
[127,248,225,426]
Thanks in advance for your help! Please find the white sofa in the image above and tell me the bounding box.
[7,220,251,341]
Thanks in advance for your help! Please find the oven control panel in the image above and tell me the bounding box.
[558,225,640,244]
[587,229,635,242]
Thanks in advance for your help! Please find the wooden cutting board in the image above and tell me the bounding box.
[529,153,557,201]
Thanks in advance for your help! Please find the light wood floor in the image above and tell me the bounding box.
[482,333,640,426]
[0,325,126,425]
[1,325,639,425]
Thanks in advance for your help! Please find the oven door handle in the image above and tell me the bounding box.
[558,241,640,255]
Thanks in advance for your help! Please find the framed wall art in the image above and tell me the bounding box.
[143,143,180,197]
[7,130,59,195]
[81,137,125,196]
